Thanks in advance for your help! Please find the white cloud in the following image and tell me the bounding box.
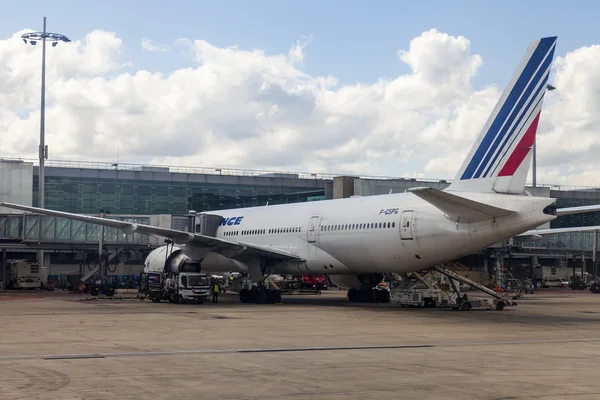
[141,38,168,52]
[288,35,312,66]
[1,28,599,186]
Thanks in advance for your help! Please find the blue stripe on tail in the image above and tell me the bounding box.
[460,37,556,180]
[480,44,556,178]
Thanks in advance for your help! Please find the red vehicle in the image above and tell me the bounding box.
[301,275,327,290]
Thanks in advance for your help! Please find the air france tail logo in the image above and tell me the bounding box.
[220,216,244,226]
[460,36,557,181]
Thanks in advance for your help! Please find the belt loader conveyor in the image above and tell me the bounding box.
[388,266,514,311]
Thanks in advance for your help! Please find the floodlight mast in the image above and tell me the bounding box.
[21,17,71,210]
[21,17,70,267]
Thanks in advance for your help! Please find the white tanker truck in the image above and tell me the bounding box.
[139,244,211,304]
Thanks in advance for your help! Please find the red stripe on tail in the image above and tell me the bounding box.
[498,112,541,177]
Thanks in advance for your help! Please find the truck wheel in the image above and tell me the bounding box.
[495,301,505,311]
[151,296,160,303]
[178,294,185,304]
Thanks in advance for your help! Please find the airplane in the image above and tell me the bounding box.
[3,35,600,305]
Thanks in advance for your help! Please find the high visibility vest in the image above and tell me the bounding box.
[213,284,219,293]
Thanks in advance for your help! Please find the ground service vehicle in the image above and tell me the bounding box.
[301,275,327,290]
[8,261,42,289]
[139,245,211,304]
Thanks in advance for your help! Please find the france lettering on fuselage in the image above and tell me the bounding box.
[220,216,244,226]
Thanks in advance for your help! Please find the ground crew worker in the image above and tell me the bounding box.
[212,281,220,303]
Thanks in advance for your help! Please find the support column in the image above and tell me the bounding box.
[99,211,105,282]
[495,251,503,288]
[1,248,6,289]
[483,258,489,279]
[593,230,597,278]
[531,255,539,278]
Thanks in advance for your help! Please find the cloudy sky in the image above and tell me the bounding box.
[1,0,599,186]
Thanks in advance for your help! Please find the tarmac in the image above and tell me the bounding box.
[1,288,600,400]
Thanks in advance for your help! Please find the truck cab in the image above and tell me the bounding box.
[174,273,211,304]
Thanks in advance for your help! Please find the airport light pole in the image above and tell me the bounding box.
[22,18,70,270]
[533,84,557,188]
[21,17,71,210]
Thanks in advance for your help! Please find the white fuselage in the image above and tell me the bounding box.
[185,191,556,278]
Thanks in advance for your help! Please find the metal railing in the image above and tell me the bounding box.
[3,156,600,190]
[0,157,472,184]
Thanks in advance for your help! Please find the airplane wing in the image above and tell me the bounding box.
[408,187,515,223]
[0,202,304,262]
[556,205,600,216]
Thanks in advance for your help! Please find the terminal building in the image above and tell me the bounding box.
[1,158,599,285]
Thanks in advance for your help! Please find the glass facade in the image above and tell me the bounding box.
[33,167,329,215]
[23,163,600,228]
[551,190,600,228]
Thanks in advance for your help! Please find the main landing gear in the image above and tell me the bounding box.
[239,285,282,304]
[347,287,390,303]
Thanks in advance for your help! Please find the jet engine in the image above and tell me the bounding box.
[143,245,202,275]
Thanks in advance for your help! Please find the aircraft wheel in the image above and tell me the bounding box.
[265,289,275,304]
[348,288,359,302]
[240,288,250,303]
[363,289,376,303]
[251,286,266,304]
[377,290,390,303]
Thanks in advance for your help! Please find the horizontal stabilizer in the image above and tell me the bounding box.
[556,205,600,216]
[408,187,516,223]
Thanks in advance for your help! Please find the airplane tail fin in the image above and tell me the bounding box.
[447,36,557,194]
